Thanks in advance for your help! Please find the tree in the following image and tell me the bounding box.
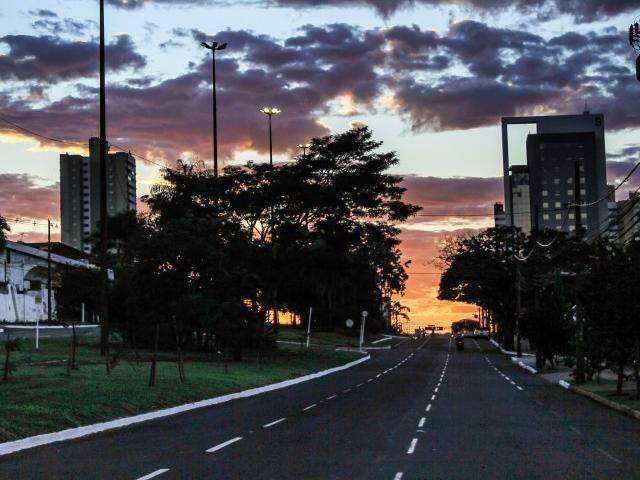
[0,214,9,248]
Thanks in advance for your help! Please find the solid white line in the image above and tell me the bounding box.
[418,417,426,427]
[0,354,372,457]
[206,436,243,453]
[136,469,170,480]
[426,404,432,412]
[263,417,286,428]
[303,403,317,411]
[394,472,403,480]
[597,448,622,464]
[326,394,337,400]
[407,438,419,454]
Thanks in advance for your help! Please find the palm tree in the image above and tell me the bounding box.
[390,301,410,332]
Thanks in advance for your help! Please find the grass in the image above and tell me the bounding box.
[0,336,361,442]
[577,379,640,411]
[276,325,382,347]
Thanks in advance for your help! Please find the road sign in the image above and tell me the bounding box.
[346,319,354,328]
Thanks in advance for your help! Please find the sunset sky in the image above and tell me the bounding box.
[2,0,640,330]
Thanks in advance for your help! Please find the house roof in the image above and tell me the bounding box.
[3,240,98,270]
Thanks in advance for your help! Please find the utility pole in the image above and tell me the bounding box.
[515,260,522,357]
[47,219,52,324]
[574,160,586,384]
[98,0,109,358]
[305,306,313,348]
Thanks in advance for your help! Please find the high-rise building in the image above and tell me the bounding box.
[60,138,136,253]
[501,112,607,237]
[493,203,506,227]
[509,165,531,234]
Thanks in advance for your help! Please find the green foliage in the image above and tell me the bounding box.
[0,213,9,248]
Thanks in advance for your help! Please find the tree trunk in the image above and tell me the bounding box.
[635,337,640,400]
[2,334,10,382]
[149,323,160,387]
[67,321,78,373]
[616,361,624,396]
[173,319,185,383]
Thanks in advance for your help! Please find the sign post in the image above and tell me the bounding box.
[359,310,368,352]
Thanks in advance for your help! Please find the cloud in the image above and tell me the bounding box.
[104,0,640,23]
[0,34,146,83]
[0,174,59,220]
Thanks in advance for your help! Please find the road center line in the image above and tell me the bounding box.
[394,472,403,480]
[343,388,352,393]
[206,436,243,453]
[326,394,337,400]
[263,417,286,428]
[431,394,436,400]
[407,438,419,454]
[136,469,170,480]
[517,386,524,391]
[418,417,426,427]
[426,404,432,412]
[303,403,317,411]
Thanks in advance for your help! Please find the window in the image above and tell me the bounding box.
[580,189,586,196]
[569,213,575,220]
[555,213,562,220]
[543,202,549,208]
[567,178,573,184]
[555,202,562,208]
[567,189,574,196]
[542,190,548,197]
[580,177,586,184]
[581,212,587,219]
[569,225,575,232]
[554,178,560,185]
[543,214,550,220]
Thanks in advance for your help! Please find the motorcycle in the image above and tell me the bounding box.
[455,335,464,352]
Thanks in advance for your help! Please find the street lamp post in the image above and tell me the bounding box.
[201,40,227,178]
[260,107,281,166]
[297,143,311,156]
[359,310,368,352]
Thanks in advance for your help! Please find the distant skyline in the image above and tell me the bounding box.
[2,0,640,329]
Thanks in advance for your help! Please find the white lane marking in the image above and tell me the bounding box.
[206,437,243,453]
[367,379,373,383]
[263,417,286,428]
[597,448,622,464]
[376,374,382,378]
[510,381,516,386]
[326,394,337,400]
[426,404,432,412]
[407,438,419,454]
[568,425,581,435]
[431,395,436,401]
[394,472,403,480]
[357,383,364,387]
[303,403,317,411]
[517,386,524,391]
[418,417,426,427]
[136,469,170,480]
[343,388,352,393]
[505,376,511,381]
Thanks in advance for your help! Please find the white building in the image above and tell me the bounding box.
[0,240,97,323]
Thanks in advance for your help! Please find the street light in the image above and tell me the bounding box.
[201,40,228,178]
[297,143,311,156]
[359,310,368,352]
[260,107,281,166]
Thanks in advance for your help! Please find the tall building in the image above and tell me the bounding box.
[501,112,607,237]
[615,192,640,246]
[60,138,136,253]
[509,165,531,234]
[493,203,506,227]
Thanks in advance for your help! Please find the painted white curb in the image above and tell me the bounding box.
[371,335,393,344]
[2,325,98,330]
[0,354,370,457]
[335,346,391,351]
[559,380,571,389]
[510,356,538,374]
[489,339,535,357]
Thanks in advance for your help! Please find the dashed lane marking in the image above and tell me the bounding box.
[303,403,317,412]
[136,469,170,480]
[418,417,426,427]
[597,448,622,464]
[407,438,419,454]
[206,437,243,454]
[263,417,286,428]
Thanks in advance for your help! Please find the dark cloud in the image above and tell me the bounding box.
[104,0,640,22]
[32,18,95,36]
[0,174,59,220]
[0,34,146,83]
[29,9,58,18]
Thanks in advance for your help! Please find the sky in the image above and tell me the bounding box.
[2,0,640,331]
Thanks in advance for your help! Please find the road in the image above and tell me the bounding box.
[2,335,640,479]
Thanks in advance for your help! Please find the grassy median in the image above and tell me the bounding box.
[577,379,640,411]
[0,334,362,442]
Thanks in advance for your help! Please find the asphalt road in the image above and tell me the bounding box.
[2,335,640,479]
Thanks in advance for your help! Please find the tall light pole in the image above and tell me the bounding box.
[47,219,52,324]
[98,0,109,358]
[201,40,227,178]
[260,107,281,166]
[297,143,311,156]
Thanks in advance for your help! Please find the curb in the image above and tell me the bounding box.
[557,380,640,421]
[510,356,538,374]
[489,339,535,357]
[0,354,370,457]
[2,325,98,330]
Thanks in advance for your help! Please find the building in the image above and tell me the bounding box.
[501,112,607,237]
[494,203,506,227]
[509,165,531,234]
[615,192,640,246]
[0,241,96,323]
[60,138,136,253]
